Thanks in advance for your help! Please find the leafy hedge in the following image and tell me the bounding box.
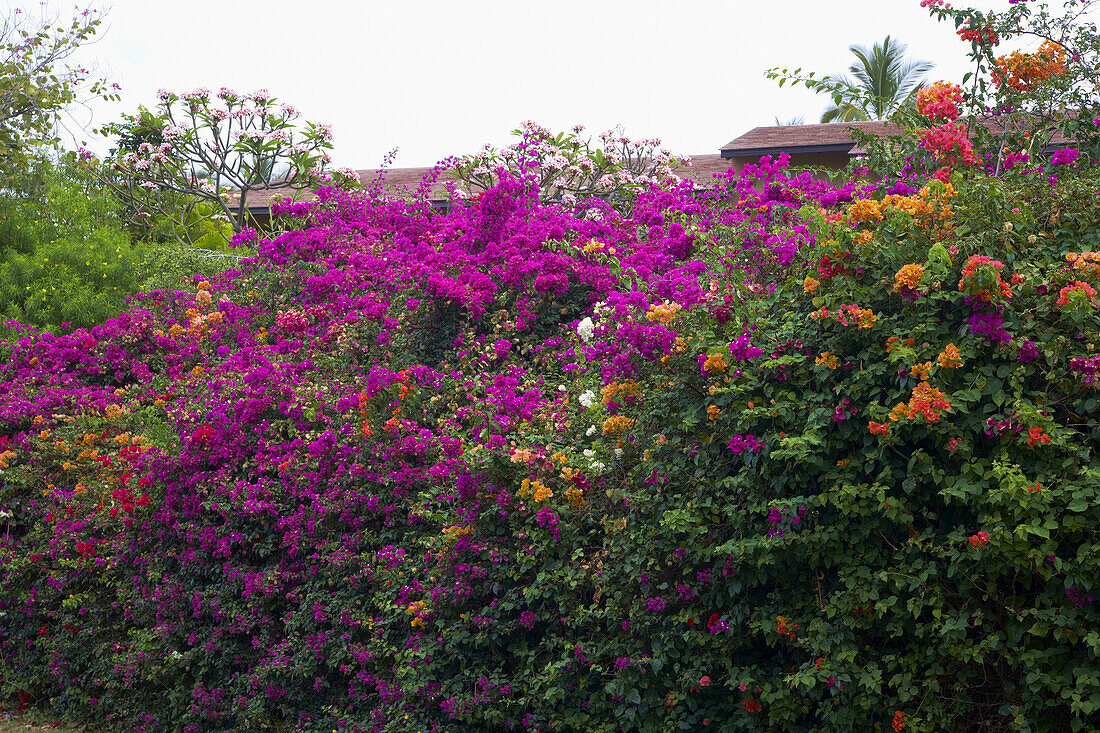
[2,5,1100,728]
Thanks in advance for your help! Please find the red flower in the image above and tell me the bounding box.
[968,531,990,548]
[893,710,907,731]
[742,697,762,713]
[1026,427,1051,447]
[698,675,711,687]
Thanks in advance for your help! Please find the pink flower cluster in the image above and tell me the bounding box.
[919,122,977,166]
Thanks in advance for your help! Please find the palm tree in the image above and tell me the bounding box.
[820,36,934,123]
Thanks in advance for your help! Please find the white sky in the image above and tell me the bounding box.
[12,0,1095,168]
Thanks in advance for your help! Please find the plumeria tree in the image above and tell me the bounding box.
[453,121,689,209]
[101,87,342,241]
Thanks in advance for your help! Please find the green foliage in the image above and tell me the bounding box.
[0,7,117,182]
[0,157,144,335]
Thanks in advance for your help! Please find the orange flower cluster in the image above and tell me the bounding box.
[958,255,1012,301]
[563,484,585,508]
[937,343,963,369]
[910,361,934,381]
[602,415,635,435]
[1066,251,1100,279]
[892,710,907,731]
[881,193,936,220]
[869,421,891,436]
[407,600,429,628]
[893,264,925,292]
[703,352,728,373]
[888,381,952,423]
[803,276,820,294]
[1056,280,1097,307]
[993,40,1067,92]
[776,615,800,640]
[601,380,639,406]
[646,301,681,324]
[815,351,840,370]
[707,404,721,420]
[811,304,877,329]
[441,524,473,540]
[848,198,884,224]
[519,478,553,502]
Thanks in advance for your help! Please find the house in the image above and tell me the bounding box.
[230,118,1077,228]
[720,120,897,171]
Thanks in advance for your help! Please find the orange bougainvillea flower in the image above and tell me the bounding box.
[645,301,681,325]
[848,198,883,224]
[893,264,925,292]
[1026,426,1051,447]
[992,40,1067,92]
[602,415,635,435]
[888,382,951,424]
[803,276,820,294]
[703,352,728,374]
[869,421,890,436]
[1056,280,1097,307]
[892,710,907,731]
[776,615,800,640]
[937,343,962,369]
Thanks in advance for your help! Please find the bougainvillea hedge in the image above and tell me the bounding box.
[3,93,1100,733]
[2,146,1098,732]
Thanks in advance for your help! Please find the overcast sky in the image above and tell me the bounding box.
[15,0,1095,168]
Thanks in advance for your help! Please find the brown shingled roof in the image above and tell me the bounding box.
[228,155,732,211]
[726,117,1075,159]
[675,154,734,183]
[225,167,455,211]
[721,121,898,158]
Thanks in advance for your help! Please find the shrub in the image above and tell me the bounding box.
[0,156,147,335]
[1,2,1098,731]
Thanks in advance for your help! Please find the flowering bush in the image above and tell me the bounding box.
[2,4,1100,732]
[453,120,688,208]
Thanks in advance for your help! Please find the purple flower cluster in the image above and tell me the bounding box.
[728,434,765,455]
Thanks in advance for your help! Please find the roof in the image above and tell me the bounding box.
[675,154,733,182]
[228,155,734,211]
[721,121,898,158]
[725,117,1075,159]
[225,166,452,212]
